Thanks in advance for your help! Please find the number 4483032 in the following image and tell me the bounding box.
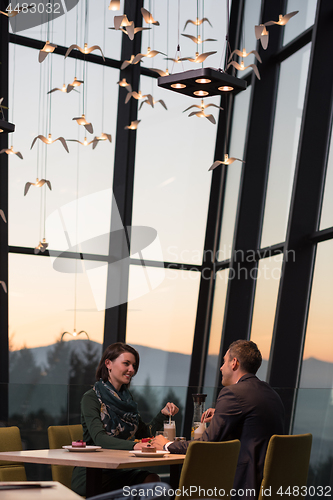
[276,486,331,496]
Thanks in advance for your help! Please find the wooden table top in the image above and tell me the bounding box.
[0,449,186,470]
[0,481,83,499]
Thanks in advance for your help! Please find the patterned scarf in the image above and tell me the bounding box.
[93,379,139,440]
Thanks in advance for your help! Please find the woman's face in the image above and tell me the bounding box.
[105,352,137,390]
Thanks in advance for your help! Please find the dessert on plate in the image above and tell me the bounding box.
[72,440,86,448]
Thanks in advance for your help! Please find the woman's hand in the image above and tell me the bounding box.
[151,435,169,450]
[201,408,215,423]
[161,402,179,416]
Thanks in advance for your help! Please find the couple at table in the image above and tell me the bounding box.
[72,340,284,500]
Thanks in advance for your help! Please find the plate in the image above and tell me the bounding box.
[129,450,170,458]
[62,445,102,452]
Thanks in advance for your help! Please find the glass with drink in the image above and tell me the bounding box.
[163,420,176,441]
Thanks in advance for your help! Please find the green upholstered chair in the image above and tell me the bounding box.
[258,434,312,500]
[0,426,27,481]
[177,440,241,499]
[48,424,83,489]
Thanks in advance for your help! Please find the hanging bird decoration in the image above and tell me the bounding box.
[185,51,217,64]
[209,154,245,171]
[108,0,120,10]
[92,133,112,149]
[120,55,135,70]
[61,329,89,340]
[255,11,298,50]
[110,15,150,41]
[34,238,49,254]
[0,97,8,120]
[0,209,7,223]
[118,78,132,93]
[125,90,154,106]
[47,83,77,94]
[139,98,167,110]
[254,25,269,50]
[228,48,262,63]
[132,47,166,65]
[125,120,141,130]
[67,77,84,92]
[72,114,94,134]
[141,7,160,26]
[31,134,69,153]
[184,99,223,124]
[39,41,57,63]
[181,34,217,44]
[24,178,52,196]
[0,281,7,293]
[0,145,23,159]
[264,11,299,27]
[150,68,169,77]
[65,43,105,61]
[67,137,99,147]
[183,17,212,30]
[227,60,261,80]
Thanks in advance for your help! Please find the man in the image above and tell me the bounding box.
[153,340,285,499]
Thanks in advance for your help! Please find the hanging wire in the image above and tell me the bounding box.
[172,0,185,73]
[166,0,169,72]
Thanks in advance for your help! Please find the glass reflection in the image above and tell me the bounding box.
[250,255,283,381]
[260,44,311,248]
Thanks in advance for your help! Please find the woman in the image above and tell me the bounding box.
[71,342,179,496]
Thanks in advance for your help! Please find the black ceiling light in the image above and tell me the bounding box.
[0,120,15,134]
[157,67,247,98]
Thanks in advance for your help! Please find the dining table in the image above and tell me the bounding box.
[0,481,83,499]
[0,448,186,498]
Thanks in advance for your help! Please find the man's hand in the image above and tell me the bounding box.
[161,402,179,416]
[201,408,215,423]
[151,435,169,450]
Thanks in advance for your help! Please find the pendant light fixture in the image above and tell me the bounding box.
[158,0,247,98]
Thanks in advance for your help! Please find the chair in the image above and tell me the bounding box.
[0,426,27,481]
[177,440,241,499]
[48,424,83,489]
[258,434,312,500]
[88,482,171,500]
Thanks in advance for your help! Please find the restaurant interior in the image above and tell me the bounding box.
[0,0,333,493]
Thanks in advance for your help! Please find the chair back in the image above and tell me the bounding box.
[177,440,241,499]
[0,426,27,481]
[48,424,83,489]
[258,433,312,500]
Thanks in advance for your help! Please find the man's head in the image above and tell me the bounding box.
[220,340,262,386]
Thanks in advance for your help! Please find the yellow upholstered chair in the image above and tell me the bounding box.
[0,426,27,481]
[48,424,83,489]
[258,433,312,500]
[177,440,241,499]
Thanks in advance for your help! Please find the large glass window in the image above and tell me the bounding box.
[126,266,201,387]
[8,45,118,250]
[203,269,230,387]
[9,253,105,349]
[250,255,284,381]
[131,75,216,265]
[217,86,252,261]
[283,0,317,46]
[260,44,311,248]
[9,0,122,60]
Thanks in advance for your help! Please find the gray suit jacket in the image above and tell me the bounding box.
[169,374,285,498]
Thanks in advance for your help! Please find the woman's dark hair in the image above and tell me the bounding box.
[95,342,140,382]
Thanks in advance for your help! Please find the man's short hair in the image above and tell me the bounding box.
[228,340,262,374]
